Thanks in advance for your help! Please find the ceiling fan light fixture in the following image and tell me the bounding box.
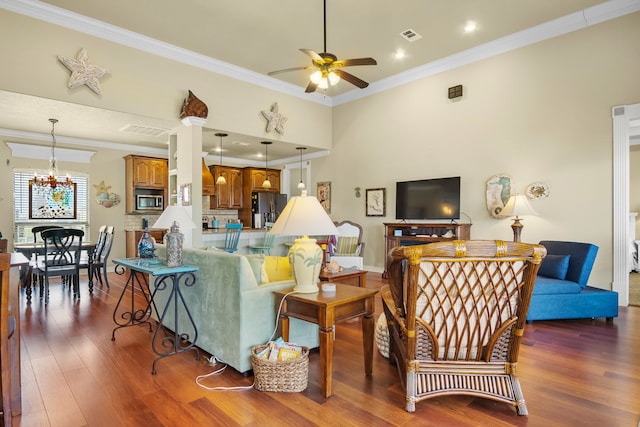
[310,70,322,84]
[318,78,329,89]
[327,70,340,85]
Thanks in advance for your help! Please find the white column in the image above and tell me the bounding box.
[177,117,206,249]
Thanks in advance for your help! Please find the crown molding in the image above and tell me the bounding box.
[333,0,640,105]
[1,128,167,157]
[1,0,639,108]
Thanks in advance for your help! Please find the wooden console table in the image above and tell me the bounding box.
[274,284,378,398]
[383,222,471,278]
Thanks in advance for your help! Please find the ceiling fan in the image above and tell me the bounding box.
[268,0,377,93]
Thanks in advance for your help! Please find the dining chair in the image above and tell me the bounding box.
[221,223,242,253]
[32,228,84,304]
[0,252,14,426]
[0,239,7,253]
[248,222,275,255]
[79,225,106,285]
[91,226,114,288]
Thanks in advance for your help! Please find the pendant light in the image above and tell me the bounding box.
[215,132,228,185]
[31,118,74,194]
[261,141,272,188]
[296,146,307,190]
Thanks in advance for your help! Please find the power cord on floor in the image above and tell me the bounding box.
[195,355,254,391]
[195,290,299,391]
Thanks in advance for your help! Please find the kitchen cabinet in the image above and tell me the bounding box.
[124,155,168,213]
[238,167,281,226]
[243,168,281,193]
[126,155,168,188]
[210,166,242,209]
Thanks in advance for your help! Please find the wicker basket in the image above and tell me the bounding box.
[251,344,309,392]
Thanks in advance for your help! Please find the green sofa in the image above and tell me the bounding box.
[153,244,319,373]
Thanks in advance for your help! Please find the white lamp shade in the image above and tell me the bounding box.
[269,194,338,293]
[500,194,538,218]
[152,205,198,230]
[270,195,338,237]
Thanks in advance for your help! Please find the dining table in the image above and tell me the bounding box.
[13,240,97,302]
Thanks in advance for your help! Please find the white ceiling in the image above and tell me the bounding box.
[1,0,636,164]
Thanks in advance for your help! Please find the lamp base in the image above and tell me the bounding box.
[288,236,323,293]
[511,217,524,242]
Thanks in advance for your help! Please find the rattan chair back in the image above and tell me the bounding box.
[382,240,546,415]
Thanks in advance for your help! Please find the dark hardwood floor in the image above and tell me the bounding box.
[11,270,640,426]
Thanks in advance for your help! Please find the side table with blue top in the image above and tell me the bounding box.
[111,258,200,374]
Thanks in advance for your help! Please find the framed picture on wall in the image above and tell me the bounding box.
[317,181,331,213]
[366,188,386,217]
[28,181,77,219]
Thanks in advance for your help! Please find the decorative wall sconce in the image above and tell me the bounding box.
[94,180,121,208]
[354,187,361,198]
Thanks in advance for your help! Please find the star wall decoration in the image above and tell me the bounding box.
[58,48,109,95]
[261,102,287,135]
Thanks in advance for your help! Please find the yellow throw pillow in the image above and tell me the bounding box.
[264,256,292,282]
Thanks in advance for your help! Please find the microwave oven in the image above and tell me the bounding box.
[136,194,164,211]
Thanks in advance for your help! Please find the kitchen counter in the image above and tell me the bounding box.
[202,227,263,234]
[201,228,292,256]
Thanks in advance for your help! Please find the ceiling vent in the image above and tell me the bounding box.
[120,124,169,137]
[400,29,422,42]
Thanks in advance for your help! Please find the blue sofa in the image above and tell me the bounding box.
[527,240,618,322]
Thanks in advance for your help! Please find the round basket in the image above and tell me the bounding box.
[251,344,309,392]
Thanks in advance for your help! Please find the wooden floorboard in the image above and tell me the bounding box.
[9,272,640,426]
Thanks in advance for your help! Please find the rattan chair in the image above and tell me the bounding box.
[381,240,546,415]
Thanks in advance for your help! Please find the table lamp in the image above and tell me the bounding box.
[500,194,538,242]
[270,191,338,293]
[152,205,198,267]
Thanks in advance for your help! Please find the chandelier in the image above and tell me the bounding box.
[31,118,74,193]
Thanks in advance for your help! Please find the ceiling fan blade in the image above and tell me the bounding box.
[268,66,312,76]
[333,57,377,68]
[305,81,318,93]
[300,49,324,63]
[334,70,369,89]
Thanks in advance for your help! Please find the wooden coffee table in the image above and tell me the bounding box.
[274,284,378,398]
[319,267,367,287]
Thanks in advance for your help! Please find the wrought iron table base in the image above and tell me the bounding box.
[112,260,200,374]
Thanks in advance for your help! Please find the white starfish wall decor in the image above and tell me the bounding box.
[261,102,287,134]
[58,48,109,95]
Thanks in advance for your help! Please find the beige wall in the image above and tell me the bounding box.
[1,9,639,289]
[0,10,332,148]
[0,9,332,260]
[325,12,640,288]
[630,147,640,237]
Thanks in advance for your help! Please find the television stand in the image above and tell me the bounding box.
[382,222,471,278]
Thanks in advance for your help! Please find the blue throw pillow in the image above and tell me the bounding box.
[538,254,570,280]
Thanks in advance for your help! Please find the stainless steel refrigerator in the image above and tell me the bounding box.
[251,192,287,228]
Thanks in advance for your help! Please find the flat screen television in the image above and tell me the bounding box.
[395,176,461,220]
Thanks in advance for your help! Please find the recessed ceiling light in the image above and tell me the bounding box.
[464,21,477,33]
[394,49,406,60]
